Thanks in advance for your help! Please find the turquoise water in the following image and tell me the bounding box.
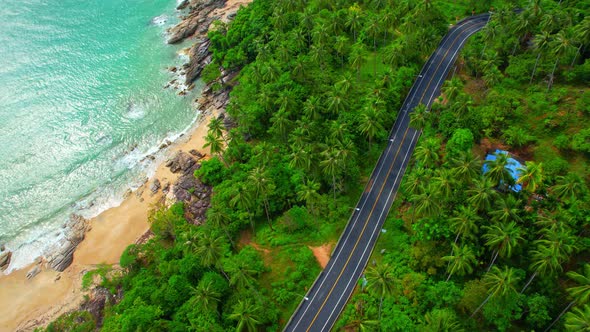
[0,0,200,271]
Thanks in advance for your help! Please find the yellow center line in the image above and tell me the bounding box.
[303,19,483,331]
[306,124,411,332]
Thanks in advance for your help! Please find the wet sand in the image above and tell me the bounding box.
[0,109,217,331]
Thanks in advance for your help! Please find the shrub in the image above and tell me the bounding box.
[194,158,226,186]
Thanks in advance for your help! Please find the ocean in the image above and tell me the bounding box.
[0,0,201,271]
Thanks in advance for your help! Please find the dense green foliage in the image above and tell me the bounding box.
[40,0,590,330]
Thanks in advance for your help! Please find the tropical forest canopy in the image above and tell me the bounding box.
[40,0,590,331]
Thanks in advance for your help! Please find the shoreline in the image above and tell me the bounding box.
[0,108,217,331]
[0,0,251,329]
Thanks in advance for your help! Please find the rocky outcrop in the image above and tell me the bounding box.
[166,151,203,174]
[26,265,40,280]
[150,179,161,194]
[0,248,11,271]
[166,0,225,44]
[47,214,90,272]
[176,0,190,10]
[185,39,212,84]
[81,287,118,328]
[165,152,212,225]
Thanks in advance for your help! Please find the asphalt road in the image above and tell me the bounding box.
[283,14,490,332]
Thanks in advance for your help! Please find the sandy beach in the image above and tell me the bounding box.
[0,109,216,331]
[0,0,254,329]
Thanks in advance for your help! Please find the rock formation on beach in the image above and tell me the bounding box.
[166,0,244,86]
[165,151,212,224]
[46,214,90,272]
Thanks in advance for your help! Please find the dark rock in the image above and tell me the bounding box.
[188,149,204,159]
[169,66,178,72]
[166,0,225,44]
[176,174,198,191]
[0,251,11,271]
[175,188,192,202]
[185,39,212,84]
[166,151,197,173]
[162,182,171,194]
[81,287,117,328]
[26,265,40,279]
[176,0,189,10]
[47,214,89,271]
[150,179,161,194]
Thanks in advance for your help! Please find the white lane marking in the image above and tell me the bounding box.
[425,23,486,107]
[287,17,486,332]
[286,22,464,331]
[320,130,419,331]
[320,22,488,332]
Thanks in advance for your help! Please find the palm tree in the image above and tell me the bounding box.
[303,96,322,121]
[530,31,551,83]
[564,305,590,331]
[230,184,255,231]
[334,35,350,67]
[335,73,354,96]
[521,242,563,293]
[365,14,382,76]
[414,137,440,168]
[349,42,368,81]
[402,167,426,197]
[450,151,481,184]
[248,167,275,230]
[410,103,428,129]
[203,132,225,163]
[411,184,442,219]
[346,4,363,42]
[297,180,321,216]
[208,117,226,143]
[442,78,463,102]
[358,106,385,150]
[320,146,343,202]
[443,244,476,281]
[195,228,229,279]
[548,30,576,91]
[551,173,588,203]
[489,195,522,224]
[517,161,544,193]
[449,205,480,246]
[326,88,348,115]
[471,266,521,317]
[190,279,221,312]
[225,258,258,292]
[546,264,590,331]
[206,207,234,247]
[423,309,464,332]
[484,152,513,189]
[432,168,454,200]
[466,177,497,212]
[270,109,292,142]
[568,265,590,306]
[570,17,590,67]
[229,299,263,332]
[482,221,524,271]
[289,147,312,172]
[365,263,396,319]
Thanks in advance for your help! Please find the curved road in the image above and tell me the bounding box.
[283,14,490,332]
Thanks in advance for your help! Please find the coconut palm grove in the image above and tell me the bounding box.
[41,0,590,331]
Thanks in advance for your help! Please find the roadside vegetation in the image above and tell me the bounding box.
[39,0,589,331]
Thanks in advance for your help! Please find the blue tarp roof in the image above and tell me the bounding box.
[482,149,523,192]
